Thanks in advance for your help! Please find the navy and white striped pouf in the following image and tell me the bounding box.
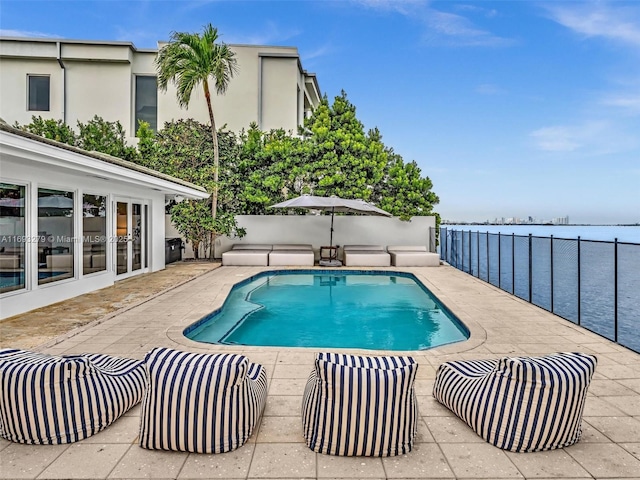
[432,352,597,452]
[302,352,418,456]
[139,347,267,453]
[0,348,146,444]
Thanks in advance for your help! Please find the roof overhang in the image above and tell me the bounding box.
[0,129,210,200]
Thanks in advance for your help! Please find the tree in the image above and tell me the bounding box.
[138,119,244,258]
[76,115,138,161]
[15,115,138,161]
[15,116,77,145]
[155,23,238,228]
[300,91,387,201]
[373,150,440,220]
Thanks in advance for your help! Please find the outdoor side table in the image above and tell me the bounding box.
[319,246,342,267]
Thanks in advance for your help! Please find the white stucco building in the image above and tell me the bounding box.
[0,37,322,140]
[0,122,209,319]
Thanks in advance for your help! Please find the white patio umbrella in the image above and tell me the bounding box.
[270,194,392,247]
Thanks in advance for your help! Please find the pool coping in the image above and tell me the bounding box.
[166,266,488,355]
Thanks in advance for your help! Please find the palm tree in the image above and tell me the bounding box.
[155,24,238,224]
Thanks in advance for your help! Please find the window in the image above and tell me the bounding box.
[38,188,74,284]
[28,75,50,111]
[82,194,107,275]
[135,76,157,131]
[0,184,26,294]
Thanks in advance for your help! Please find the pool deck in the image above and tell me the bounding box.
[1,264,639,479]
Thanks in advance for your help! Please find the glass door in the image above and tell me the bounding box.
[115,198,147,277]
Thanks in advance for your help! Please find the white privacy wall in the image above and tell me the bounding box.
[211,215,436,259]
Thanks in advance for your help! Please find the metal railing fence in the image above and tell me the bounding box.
[440,228,640,353]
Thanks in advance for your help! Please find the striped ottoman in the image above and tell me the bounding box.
[139,347,267,453]
[433,352,597,452]
[0,348,146,444]
[302,353,418,456]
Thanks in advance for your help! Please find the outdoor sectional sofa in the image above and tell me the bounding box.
[387,245,440,267]
[222,244,316,266]
[222,244,272,266]
[268,244,315,266]
[342,245,391,267]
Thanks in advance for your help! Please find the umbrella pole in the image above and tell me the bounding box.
[330,207,334,246]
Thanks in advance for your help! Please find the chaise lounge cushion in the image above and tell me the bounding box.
[269,244,314,266]
[0,349,146,444]
[302,352,418,456]
[433,352,597,452]
[342,245,390,267]
[387,246,439,267]
[222,244,273,266]
[139,347,268,453]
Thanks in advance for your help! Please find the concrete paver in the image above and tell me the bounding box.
[1,263,639,479]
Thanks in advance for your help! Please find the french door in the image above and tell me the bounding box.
[114,198,147,278]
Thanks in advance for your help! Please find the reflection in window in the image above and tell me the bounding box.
[116,202,128,275]
[0,184,26,294]
[83,194,107,275]
[135,76,157,131]
[28,75,50,111]
[38,188,74,284]
[132,203,142,271]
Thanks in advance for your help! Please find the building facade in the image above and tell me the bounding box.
[0,37,321,140]
[0,123,209,319]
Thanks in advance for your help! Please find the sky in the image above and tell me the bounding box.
[1,0,639,225]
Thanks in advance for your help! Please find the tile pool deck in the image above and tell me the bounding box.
[1,264,639,479]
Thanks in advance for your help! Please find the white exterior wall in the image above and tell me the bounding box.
[0,128,208,319]
[261,56,298,132]
[0,58,63,126]
[213,215,436,259]
[1,160,168,318]
[0,38,320,139]
[65,61,133,128]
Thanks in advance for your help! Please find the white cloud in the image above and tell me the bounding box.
[543,2,640,47]
[475,83,506,95]
[601,93,640,113]
[0,28,58,38]
[530,120,638,154]
[224,21,300,46]
[530,125,584,152]
[302,44,332,62]
[353,0,512,47]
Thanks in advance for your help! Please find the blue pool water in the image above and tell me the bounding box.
[0,271,67,289]
[185,271,469,351]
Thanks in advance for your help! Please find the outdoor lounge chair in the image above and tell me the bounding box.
[432,352,597,452]
[387,245,440,267]
[342,245,391,267]
[0,348,146,444]
[222,244,272,266]
[139,347,267,453]
[268,244,315,266]
[302,352,418,456]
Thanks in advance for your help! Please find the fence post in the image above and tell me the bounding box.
[614,238,618,343]
[577,236,581,326]
[477,232,480,278]
[461,231,465,273]
[469,229,472,275]
[528,234,533,303]
[512,233,515,294]
[487,232,490,284]
[550,235,554,313]
[498,232,501,288]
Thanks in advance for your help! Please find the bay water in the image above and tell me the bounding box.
[441,226,640,353]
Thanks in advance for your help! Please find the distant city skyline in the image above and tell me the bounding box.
[0,1,639,224]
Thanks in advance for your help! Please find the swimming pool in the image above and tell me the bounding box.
[185,270,469,351]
